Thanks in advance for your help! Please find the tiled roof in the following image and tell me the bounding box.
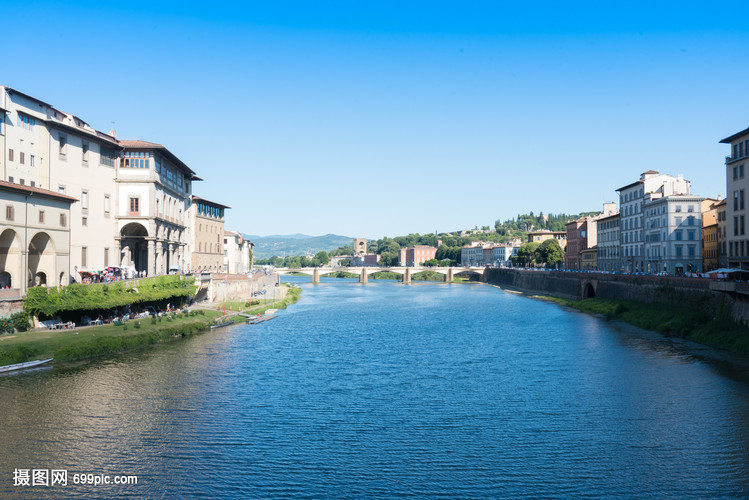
[0,180,78,203]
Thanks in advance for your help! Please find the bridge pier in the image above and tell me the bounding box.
[402,268,411,284]
[446,268,454,283]
[312,268,320,284]
[359,268,368,283]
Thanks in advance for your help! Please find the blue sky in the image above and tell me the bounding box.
[4,1,748,238]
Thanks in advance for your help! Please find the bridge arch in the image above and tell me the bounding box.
[582,280,597,299]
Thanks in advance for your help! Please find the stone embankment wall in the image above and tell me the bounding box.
[205,273,282,303]
[485,268,749,322]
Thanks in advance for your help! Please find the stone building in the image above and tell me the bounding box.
[720,127,749,269]
[643,193,704,275]
[0,181,76,294]
[117,140,200,275]
[596,213,620,272]
[617,171,691,273]
[399,245,436,267]
[188,196,229,273]
[224,230,253,274]
[0,85,121,282]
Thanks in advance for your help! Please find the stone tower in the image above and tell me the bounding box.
[353,238,367,256]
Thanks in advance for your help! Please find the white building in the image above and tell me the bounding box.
[118,141,200,275]
[643,193,704,274]
[720,127,749,269]
[489,244,518,267]
[224,230,253,274]
[0,86,121,284]
[0,181,76,293]
[461,243,486,267]
[616,171,691,273]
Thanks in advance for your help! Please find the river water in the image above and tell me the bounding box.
[1,278,749,498]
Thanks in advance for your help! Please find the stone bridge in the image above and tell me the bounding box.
[275,266,486,284]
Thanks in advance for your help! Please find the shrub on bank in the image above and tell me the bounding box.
[53,320,210,362]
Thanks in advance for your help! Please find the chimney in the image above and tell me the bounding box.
[108,130,117,138]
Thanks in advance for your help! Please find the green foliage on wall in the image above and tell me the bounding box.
[24,276,197,317]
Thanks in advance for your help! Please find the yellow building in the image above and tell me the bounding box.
[581,246,598,270]
[702,198,721,272]
[527,230,567,249]
[188,196,230,273]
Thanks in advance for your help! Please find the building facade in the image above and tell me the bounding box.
[527,230,567,249]
[399,245,437,267]
[0,86,122,281]
[643,193,704,275]
[617,170,691,273]
[118,141,199,276]
[188,196,229,273]
[716,198,727,268]
[0,181,76,293]
[720,127,749,269]
[701,198,720,272]
[596,213,620,272]
[224,230,253,274]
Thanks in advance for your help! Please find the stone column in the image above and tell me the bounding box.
[446,268,454,283]
[168,243,174,272]
[360,268,368,283]
[147,238,156,276]
[402,268,411,284]
[312,268,320,284]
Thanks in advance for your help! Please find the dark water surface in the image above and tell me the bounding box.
[2,278,749,498]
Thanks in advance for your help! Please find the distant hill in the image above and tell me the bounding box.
[244,233,352,259]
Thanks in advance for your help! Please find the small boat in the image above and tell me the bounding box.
[0,358,53,373]
[210,321,234,329]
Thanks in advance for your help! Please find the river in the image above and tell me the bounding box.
[1,277,748,498]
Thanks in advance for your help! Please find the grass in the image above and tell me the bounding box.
[551,297,749,354]
[0,310,223,365]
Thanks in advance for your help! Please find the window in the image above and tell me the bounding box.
[104,195,110,214]
[675,230,683,241]
[30,155,35,167]
[58,185,65,194]
[82,247,87,267]
[688,230,695,240]
[742,215,746,236]
[19,152,25,165]
[675,205,682,213]
[82,142,89,162]
[60,213,67,227]
[735,191,740,211]
[7,176,12,183]
[734,166,738,180]
[5,205,13,221]
[742,164,746,179]
[742,190,745,211]
[104,248,109,267]
[81,190,88,210]
[129,197,140,215]
[59,134,67,155]
[39,211,45,224]
[8,149,13,161]
[18,113,35,130]
[100,146,116,167]
[688,245,695,257]
[19,179,24,186]
[687,205,694,213]
[675,216,682,225]
[82,216,88,226]
[735,216,739,236]
[676,245,683,257]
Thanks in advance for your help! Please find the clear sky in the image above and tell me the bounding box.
[4,1,748,238]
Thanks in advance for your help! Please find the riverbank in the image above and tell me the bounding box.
[0,283,302,367]
[541,295,749,355]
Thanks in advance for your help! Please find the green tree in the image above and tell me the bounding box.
[514,242,540,267]
[312,251,330,267]
[534,239,564,268]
